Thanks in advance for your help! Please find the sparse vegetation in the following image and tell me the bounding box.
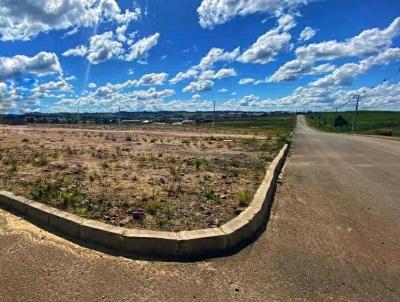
[0,115,293,231]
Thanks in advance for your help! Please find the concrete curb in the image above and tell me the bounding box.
[0,143,290,259]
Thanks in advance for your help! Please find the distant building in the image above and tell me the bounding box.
[182,119,195,125]
[121,119,142,124]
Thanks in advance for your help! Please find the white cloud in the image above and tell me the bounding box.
[124,33,160,61]
[63,31,159,64]
[63,45,88,57]
[310,48,400,87]
[237,14,294,64]
[86,31,124,64]
[239,78,256,85]
[0,0,141,41]
[299,26,316,42]
[170,68,198,84]
[0,82,6,90]
[115,24,129,42]
[32,80,72,98]
[276,14,297,32]
[197,0,319,28]
[183,79,214,93]
[137,72,168,86]
[0,52,62,81]
[170,47,239,84]
[268,60,335,82]
[296,17,400,62]
[269,17,400,82]
[198,68,237,80]
[88,82,97,88]
[198,47,240,70]
[238,94,260,106]
[218,88,228,93]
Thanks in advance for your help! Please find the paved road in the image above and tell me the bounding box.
[1,116,399,301]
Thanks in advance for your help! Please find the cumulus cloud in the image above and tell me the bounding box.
[32,79,72,98]
[198,68,237,80]
[183,79,214,93]
[86,31,124,64]
[268,60,335,82]
[170,68,199,84]
[296,17,400,62]
[198,47,240,69]
[67,85,175,111]
[310,48,400,87]
[63,32,160,64]
[0,52,62,81]
[299,26,316,42]
[63,45,88,57]
[269,17,400,82]
[239,78,256,85]
[124,33,160,61]
[238,30,291,64]
[237,14,295,64]
[0,0,141,41]
[135,72,168,86]
[170,47,239,84]
[88,82,97,88]
[197,0,319,28]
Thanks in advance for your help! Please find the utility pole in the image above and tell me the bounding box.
[351,94,360,132]
[212,99,215,130]
[332,107,338,126]
[77,103,80,126]
[118,105,121,125]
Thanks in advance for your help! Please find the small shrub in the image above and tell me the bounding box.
[200,185,221,204]
[193,157,208,170]
[235,190,252,207]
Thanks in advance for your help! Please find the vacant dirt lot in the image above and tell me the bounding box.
[0,126,285,231]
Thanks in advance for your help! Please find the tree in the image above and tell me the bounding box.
[334,115,349,128]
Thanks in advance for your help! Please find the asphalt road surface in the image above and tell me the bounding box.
[1,116,399,301]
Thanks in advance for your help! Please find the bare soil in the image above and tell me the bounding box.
[0,126,284,231]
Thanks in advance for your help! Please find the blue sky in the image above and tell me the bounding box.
[0,0,400,113]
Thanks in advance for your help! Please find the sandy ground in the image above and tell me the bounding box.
[0,116,399,301]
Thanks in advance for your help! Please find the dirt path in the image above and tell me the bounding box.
[0,116,399,301]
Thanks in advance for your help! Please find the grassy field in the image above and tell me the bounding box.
[306,111,400,137]
[0,115,294,232]
[209,114,295,136]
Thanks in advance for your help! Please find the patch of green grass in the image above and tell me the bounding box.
[306,111,400,137]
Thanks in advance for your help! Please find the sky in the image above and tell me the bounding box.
[0,0,400,113]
